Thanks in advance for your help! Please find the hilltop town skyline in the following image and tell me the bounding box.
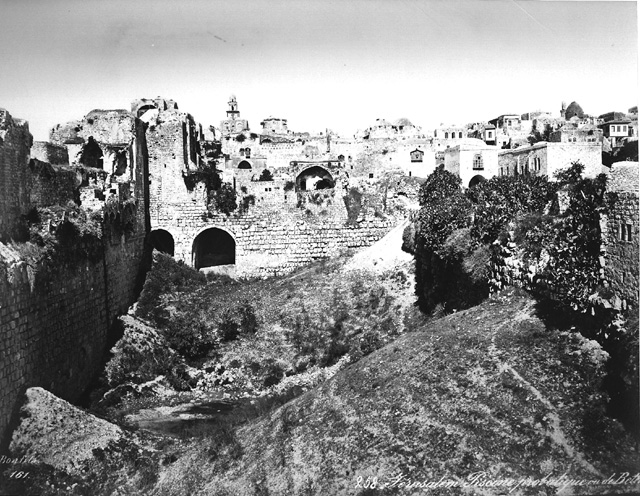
[0,0,637,141]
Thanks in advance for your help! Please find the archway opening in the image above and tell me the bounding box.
[136,105,156,118]
[148,229,175,256]
[238,160,252,169]
[469,175,486,188]
[80,137,103,169]
[192,228,235,270]
[296,166,335,191]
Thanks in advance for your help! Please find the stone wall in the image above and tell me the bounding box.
[0,109,32,242]
[27,160,78,208]
[0,108,150,448]
[498,142,603,179]
[601,162,639,311]
[30,141,69,165]
[152,190,398,278]
[0,224,148,448]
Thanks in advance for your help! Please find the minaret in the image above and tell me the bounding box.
[560,101,567,120]
[326,128,330,153]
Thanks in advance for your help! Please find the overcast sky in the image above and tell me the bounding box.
[0,0,637,140]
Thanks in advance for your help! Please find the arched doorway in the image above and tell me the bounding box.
[296,166,335,191]
[238,160,252,169]
[192,228,235,270]
[148,229,174,256]
[468,175,486,188]
[80,137,103,169]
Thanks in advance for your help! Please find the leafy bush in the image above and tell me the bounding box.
[465,174,558,244]
[238,195,255,214]
[531,163,608,310]
[258,169,274,181]
[217,301,259,342]
[136,252,206,322]
[343,187,363,225]
[15,202,104,269]
[162,313,219,360]
[183,163,222,192]
[208,182,237,215]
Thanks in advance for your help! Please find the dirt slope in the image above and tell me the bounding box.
[157,291,640,496]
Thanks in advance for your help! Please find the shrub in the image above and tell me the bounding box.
[136,252,206,322]
[16,202,104,269]
[218,308,240,342]
[401,222,416,254]
[531,163,608,310]
[238,195,255,214]
[465,174,558,244]
[162,313,219,361]
[183,163,222,193]
[258,169,274,181]
[238,301,259,335]
[209,182,238,215]
[343,187,363,225]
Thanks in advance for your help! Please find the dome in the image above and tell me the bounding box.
[565,101,585,120]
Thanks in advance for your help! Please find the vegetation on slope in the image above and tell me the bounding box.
[149,291,640,495]
[99,250,415,406]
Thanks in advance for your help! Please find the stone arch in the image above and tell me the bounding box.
[238,160,252,169]
[296,166,335,191]
[80,137,103,169]
[136,104,156,118]
[469,175,486,188]
[148,228,175,256]
[192,227,236,270]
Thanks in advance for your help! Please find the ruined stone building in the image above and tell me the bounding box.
[0,107,150,447]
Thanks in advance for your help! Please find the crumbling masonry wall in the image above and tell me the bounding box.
[0,109,32,242]
[0,109,150,448]
[602,162,639,310]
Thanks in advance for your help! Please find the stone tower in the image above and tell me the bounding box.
[220,95,250,137]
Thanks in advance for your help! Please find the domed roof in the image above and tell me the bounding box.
[395,117,413,127]
[565,101,585,120]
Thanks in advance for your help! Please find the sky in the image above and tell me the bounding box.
[0,0,637,141]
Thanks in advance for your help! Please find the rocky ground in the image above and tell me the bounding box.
[2,226,639,495]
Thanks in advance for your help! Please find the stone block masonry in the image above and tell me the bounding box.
[0,222,148,449]
[0,109,32,242]
[0,107,151,449]
[152,186,400,277]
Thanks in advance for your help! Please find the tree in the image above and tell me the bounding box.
[258,169,274,181]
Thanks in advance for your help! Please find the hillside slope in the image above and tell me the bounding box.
[156,290,640,496]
